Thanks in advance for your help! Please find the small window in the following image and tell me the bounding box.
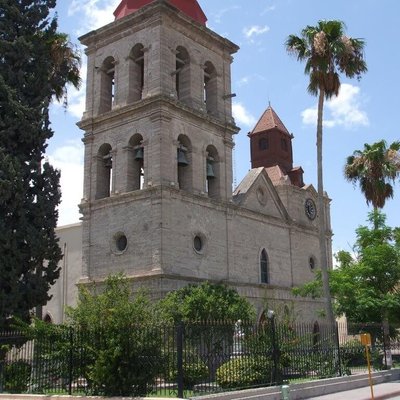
[259,138,268,150]
[113,232,128,254]
[116,235,128,252]
[194,236,202,251]
[309,256,316,271]
[260,249,268,284]
[281,138,288,151]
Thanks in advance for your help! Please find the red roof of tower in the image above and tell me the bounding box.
[114,0,207,25]
[250,106,290,136]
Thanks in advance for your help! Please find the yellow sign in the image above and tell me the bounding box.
[360,333,372,346]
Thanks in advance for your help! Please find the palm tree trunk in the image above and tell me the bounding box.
[316,88,335,329]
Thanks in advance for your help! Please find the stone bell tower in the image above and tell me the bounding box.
[78,0,239,292]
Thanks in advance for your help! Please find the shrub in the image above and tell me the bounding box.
[340,339,366,367]
[167,355,209,389]
[3,361,31,393]
[216,356,274,389]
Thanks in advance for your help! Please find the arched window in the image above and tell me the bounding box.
[177,134,192,191]
[127,134,144,191]
[260,249,269,284]
[203,61,217,115]
[309,256,316,271]
[96,143,113,199]
[128,44,144,103]
[43,313,53,324]
[205,145,219,198]
[99,56,115,113]
[259,137,268,150]
[175,47,190,104]
[313,321,321,348]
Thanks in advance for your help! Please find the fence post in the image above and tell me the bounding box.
[68,327,73,395]
[176,322,184,398]
[335,322,342,376]
[0,358,3,393]
[270,316,281,385]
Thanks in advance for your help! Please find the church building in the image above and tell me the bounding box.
[44,0,332,323]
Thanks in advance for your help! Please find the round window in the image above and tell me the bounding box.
[113,233,128,253]
[193,235,203,252]
[256,187,267,206]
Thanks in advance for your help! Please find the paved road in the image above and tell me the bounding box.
[306,381,400,399]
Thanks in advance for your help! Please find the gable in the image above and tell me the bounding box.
[233,168,289,222]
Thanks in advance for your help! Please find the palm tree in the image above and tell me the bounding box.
[345,140,400,210]
[286,20,367,328]
[345,140,400,366]
[48,32,81,105]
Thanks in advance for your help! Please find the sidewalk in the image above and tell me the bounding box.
[306,380,400,400]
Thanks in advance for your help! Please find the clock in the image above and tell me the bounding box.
[305,198,317,220]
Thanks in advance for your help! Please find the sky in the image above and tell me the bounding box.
[48,0,400,256]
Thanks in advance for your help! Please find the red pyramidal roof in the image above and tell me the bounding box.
[114,0,207,25]
[250,106,290,136]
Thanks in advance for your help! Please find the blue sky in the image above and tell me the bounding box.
[48,0,400,256]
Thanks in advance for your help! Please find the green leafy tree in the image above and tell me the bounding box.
[158,282,256,379]
[345,140,400,210]
[0,0,80,328]
[65,274,161,396]
[294,211,400,332]
[158,281,255,323]
[286,20,367,328]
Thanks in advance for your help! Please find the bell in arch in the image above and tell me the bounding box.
[177,147,189,166]
[134,147,144,161]
[103,153,112,169]
[206,159,215,179]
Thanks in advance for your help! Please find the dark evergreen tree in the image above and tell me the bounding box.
[0,0,80,328]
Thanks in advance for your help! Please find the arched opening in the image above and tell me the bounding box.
[313,321,321,348]
[259,137,269,150]
[127,134,144,191]
[99,56,115,113]
[128,44,144,103]
[96,143,113,199]
[175,46,190,104]
[260,248,269,284]
[177,135,192,191]
[205,145,219,198]
[204,61,217,115]
[43,313,53,324]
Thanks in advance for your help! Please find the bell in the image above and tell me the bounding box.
[206,160,215,179]
[103,153,112,168]
[134,147,144,160]
[177,148,189,166]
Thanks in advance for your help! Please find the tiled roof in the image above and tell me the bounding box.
[250,106,290,136]
[265,166,290,186]
[114,0,207,25]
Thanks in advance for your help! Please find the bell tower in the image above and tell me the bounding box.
[78,0,239,290]
[248,105,304,187]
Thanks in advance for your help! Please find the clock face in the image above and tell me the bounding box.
[305,198,317,220]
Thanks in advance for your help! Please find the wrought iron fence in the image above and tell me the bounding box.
[0,320,398,397]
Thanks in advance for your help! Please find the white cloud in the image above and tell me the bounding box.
[212,6,241,24]
[48,140,84,226]
[260,5,276,16]
[233,102,256,127]
[237,76,250,87]
[301,83,369,129]
[68,0,120,34]
[243,25,270,39]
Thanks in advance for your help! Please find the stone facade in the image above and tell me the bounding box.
[44,0,332,323]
